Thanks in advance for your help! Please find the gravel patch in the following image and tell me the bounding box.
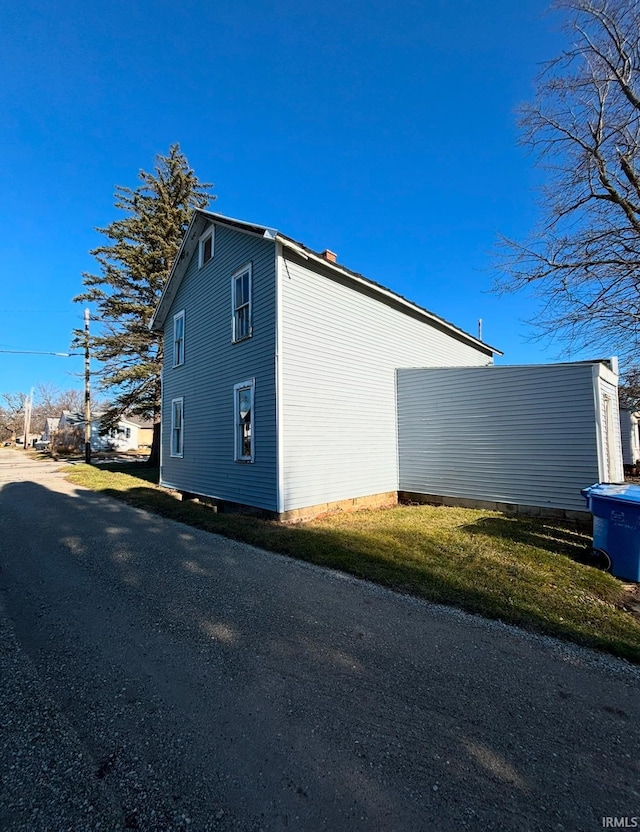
[0,596,122,832]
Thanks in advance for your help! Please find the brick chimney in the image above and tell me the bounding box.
[320,249,337,263]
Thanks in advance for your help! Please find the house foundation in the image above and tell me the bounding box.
[398,491,592,528]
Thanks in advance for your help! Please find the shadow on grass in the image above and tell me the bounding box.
[95,462,160,485]
[462,516,592,562]
[97,483,640,664]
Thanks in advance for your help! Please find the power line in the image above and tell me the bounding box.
[0,350,80,357]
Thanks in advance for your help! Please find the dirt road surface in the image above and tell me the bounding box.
[1,450,639,831]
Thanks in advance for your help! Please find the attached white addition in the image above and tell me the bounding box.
[231,263,252,342]
[173,310,185,367]
[171,397,184,457]
[198,225,214,268]
[234,379,255,462]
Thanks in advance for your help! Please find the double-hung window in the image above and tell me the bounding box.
[171,397,184,457]
[173,310,185,367]
[233,380,254,462]
[232,263,252,342]
[199,226,214,268]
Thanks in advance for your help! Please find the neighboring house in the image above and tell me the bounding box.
[16,433,39,447]
[56,411,140,452]
[42,417,60,443]
[619,408,640,467]
[150,210,623,520]
[129,418,154,448]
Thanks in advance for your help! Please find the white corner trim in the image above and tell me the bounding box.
[275,242,284,513]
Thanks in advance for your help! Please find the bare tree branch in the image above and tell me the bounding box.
[494,0,640,368]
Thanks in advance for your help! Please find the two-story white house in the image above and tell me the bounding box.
[150,212,499,519]
[151,211,623,520]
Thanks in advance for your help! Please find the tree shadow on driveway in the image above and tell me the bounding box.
[2,479,639,831]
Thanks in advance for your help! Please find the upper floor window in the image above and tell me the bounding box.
[232,263,252,342]
[233,379,254,462]
[199,226,214,268]
[173,310,185,367]
[171,397,184,457]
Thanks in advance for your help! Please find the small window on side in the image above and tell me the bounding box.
[232,264,252,342]
[199,227,214,268]
[233,380,254,462]
[173,310,185,367]
[171,398,184,457]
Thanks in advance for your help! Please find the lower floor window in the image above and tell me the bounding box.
[233,380,254,462]
[171,397,184,457]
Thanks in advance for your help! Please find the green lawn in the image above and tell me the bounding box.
[64,462,640,662]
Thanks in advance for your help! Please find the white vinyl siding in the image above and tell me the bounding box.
[597,378,624,483]
[170,398,184,458]
[397,363,617,513]
[279,252,492,512]
[173,310,185,367]
[234,379,255,461]
[232,263,252,342]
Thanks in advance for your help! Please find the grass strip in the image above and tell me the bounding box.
[65,462,640,663]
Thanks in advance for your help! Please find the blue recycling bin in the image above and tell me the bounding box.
[581,483,640,581]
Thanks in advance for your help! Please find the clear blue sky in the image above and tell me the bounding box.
[1,0,582,398]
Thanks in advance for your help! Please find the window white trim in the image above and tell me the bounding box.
[173,310,185,367]
[198,225,215,268]
[170,397,184,458]
[231,262,253,342]
[233,379,255,462]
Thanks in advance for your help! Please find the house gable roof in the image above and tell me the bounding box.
[59,411,140,428]
[150,210,501,357]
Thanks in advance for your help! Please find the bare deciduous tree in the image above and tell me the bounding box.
[0,392,26,442]
[619,367,640,407]
[494,0,640,368]
[0,387,91,442]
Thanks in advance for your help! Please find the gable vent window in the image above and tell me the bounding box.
[173,310,185,367]
[199,227,214,268]
[232,263,252,342]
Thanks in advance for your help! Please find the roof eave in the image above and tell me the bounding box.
[150,210,502,357]
[275,235,501,357]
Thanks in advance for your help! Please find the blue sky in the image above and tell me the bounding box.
[1,0,578,398]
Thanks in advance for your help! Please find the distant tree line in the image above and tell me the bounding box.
[0,385,86,442]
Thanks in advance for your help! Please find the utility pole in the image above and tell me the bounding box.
[22,388,33,449]
[84,309,92,464]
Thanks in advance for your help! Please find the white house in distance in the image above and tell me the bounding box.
[56,411,142,452]
[150,210,623,520]
[619,408,640,468]
[42,417,60,443]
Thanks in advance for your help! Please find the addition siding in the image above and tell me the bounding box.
[279,251,492,513]
[161,222,278,510]
[396,363,604,513]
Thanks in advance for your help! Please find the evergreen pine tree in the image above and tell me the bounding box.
[75,144,213,465]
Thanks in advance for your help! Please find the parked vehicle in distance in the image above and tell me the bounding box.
[34,440,50,450]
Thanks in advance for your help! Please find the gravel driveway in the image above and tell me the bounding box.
[1,450,639,831]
